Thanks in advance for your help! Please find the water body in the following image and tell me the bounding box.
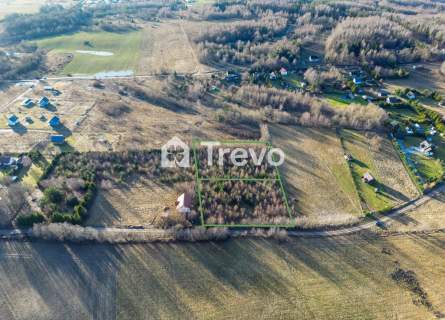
[76,50,114,56]
[94,70,134,78]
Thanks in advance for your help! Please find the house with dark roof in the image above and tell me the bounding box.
[0,156,16,168]
[386,96,401,104]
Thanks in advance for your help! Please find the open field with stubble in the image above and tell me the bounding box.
[87,181,178,227]
[1,232,445,319]
[385,62,445,94]
[270,124,361,219]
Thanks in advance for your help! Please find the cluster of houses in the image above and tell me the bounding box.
[7,85,65,144]
[269,67,289,80]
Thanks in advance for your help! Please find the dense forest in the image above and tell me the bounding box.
[190,0,444,74]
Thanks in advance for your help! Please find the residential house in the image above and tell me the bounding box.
[386,96,401,104]
[430,126,437,136]
[413,123,424,134]
[39,96,50,108]
[378,90,389,98]
[21,98,33,107]
[419,140,433,156]
[48,116,60,127]
[224,71,240,83]
[279,67,288,76]
[7,114,19,127]
[406,91,416,100]
[353,78,363,85]
[0,156,16,168]
[176,193,192,214]
[362,172,375,184]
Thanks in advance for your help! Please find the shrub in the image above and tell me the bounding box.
[43,187,64,204]
[66,196,80,207]
[16,212,45,228]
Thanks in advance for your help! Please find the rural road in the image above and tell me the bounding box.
[1,184,444,241]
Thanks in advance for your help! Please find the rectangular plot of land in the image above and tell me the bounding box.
[270,124,362,217]
[192,139,293,227]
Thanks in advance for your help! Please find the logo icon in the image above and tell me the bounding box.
[161,136,190,168]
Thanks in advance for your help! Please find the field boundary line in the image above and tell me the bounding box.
[192,139,295,228]
[337,128,367,214]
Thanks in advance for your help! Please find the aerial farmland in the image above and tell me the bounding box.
[0,0,445,319]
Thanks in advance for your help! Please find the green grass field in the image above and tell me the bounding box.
[341,130,396,213]
[37,30,143,75]
[323,92,368,108]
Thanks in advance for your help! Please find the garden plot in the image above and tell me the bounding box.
[270,124,361,218]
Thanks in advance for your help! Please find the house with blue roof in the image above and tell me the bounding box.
[7,114,19,127]
[39,96,50,108]
[51,135,65,144]
[48,116,60,127]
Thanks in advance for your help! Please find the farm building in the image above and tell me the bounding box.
[176,193,192,214]
[51,135,65,144]
[7,114,19,126]
[21,98,33,107]
[362,172,375,184]
[48,116,61,127]
[39,96,50,107]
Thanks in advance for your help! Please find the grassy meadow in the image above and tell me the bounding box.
[37,31,143,75]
